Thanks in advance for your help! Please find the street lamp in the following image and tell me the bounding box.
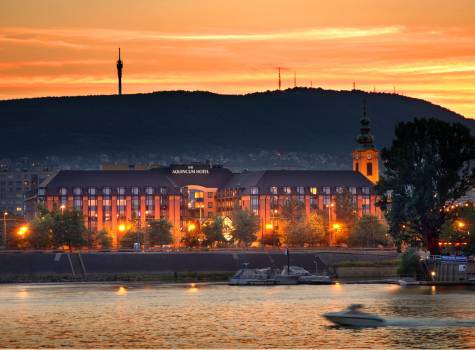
[327,203,334,246]
[3,212,7,248]
[17,225,29,237]
[117,224,127,249]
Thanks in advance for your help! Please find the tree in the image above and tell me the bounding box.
[148,219,173,246]
[29,213,54,249]
[348,215,389,248]
[281,198,306,223]
[95,229,112,249]
[281,199,326,247]
[181,229,204,248]
[306,212,327,246]
[120,230,144,248]
[440,202,474,255]
[376,118,475,253]
[51,208,87,250]
[231,207,259,246]
[335,187,357,231]
[202,216,226,247]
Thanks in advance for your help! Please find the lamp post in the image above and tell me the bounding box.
[3,212,7,248]
[327,203,334,246]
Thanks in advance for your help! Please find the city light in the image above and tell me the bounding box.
[17,225,29,237]
[118,224,126,232]
[332,223,341,230]
[188,223,196,232]
[456,221,465,229]
[265,223,273,230]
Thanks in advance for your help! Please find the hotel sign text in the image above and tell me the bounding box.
[170,165,210,175]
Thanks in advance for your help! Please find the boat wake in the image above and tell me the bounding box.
[385,318,475,328]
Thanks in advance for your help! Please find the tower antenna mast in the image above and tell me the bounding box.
[117,48,123,95]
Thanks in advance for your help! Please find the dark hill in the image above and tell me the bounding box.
[1,88,474,165]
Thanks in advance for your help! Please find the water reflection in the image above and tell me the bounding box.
[115,286,127,296]
[0,283,473,348]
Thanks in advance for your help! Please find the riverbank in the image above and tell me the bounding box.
[0,249,400,283]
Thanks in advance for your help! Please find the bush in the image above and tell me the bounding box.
[397,248,422,277]
[120,231,144,249]
[148,219,173,246]
[348,215,390,247]
[95,229,112,249]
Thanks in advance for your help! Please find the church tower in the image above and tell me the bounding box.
[352,100,379,184]
[117,48,123,95]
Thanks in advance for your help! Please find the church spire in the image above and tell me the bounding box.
[356,99,375,149]
[116,48,123,95]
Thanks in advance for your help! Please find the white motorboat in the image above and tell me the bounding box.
[228,266,277,285]
[282,265,332,284]
[323,304,386,327]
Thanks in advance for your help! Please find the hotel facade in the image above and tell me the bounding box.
[26,109,382,246]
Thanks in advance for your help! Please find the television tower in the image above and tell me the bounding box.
[278,67,281,90]
[117,48,123,95]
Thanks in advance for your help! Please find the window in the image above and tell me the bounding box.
[355,163,359,172]
[117,187,125,195]
[208,202,213,208]
[296,186,305,194]
[366,162,373,176]
[145,187,153,195]
[349,187,357,195]
[102,187,111,195]
[73,197,82,210]
[131,187,139,195]
[59,187,67,195]
[251,196,259,215]
[336,186,344,194]
[310,196,318,210]
[73,187,82,195]
[88,187,96,196]
[250,187,259,195]
[283,187,291,194]
[160,187,167,195]
[323,187,330,195]
[362,187,370,195]
[310,187,317,195]
[270,186,278,194]
[362,196,370,214]
[207,192,213,198]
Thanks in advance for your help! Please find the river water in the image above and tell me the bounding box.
[0,282,474,348]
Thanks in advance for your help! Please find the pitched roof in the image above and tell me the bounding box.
[42,167,374,196]
[43,170,179,195]
[224,170,374,194]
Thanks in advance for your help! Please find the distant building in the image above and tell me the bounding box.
[0,169,54,216]
[100,163,160,171]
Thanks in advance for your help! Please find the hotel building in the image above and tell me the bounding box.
[26,110,382,246]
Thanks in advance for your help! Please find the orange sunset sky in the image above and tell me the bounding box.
[1,0,475,118]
